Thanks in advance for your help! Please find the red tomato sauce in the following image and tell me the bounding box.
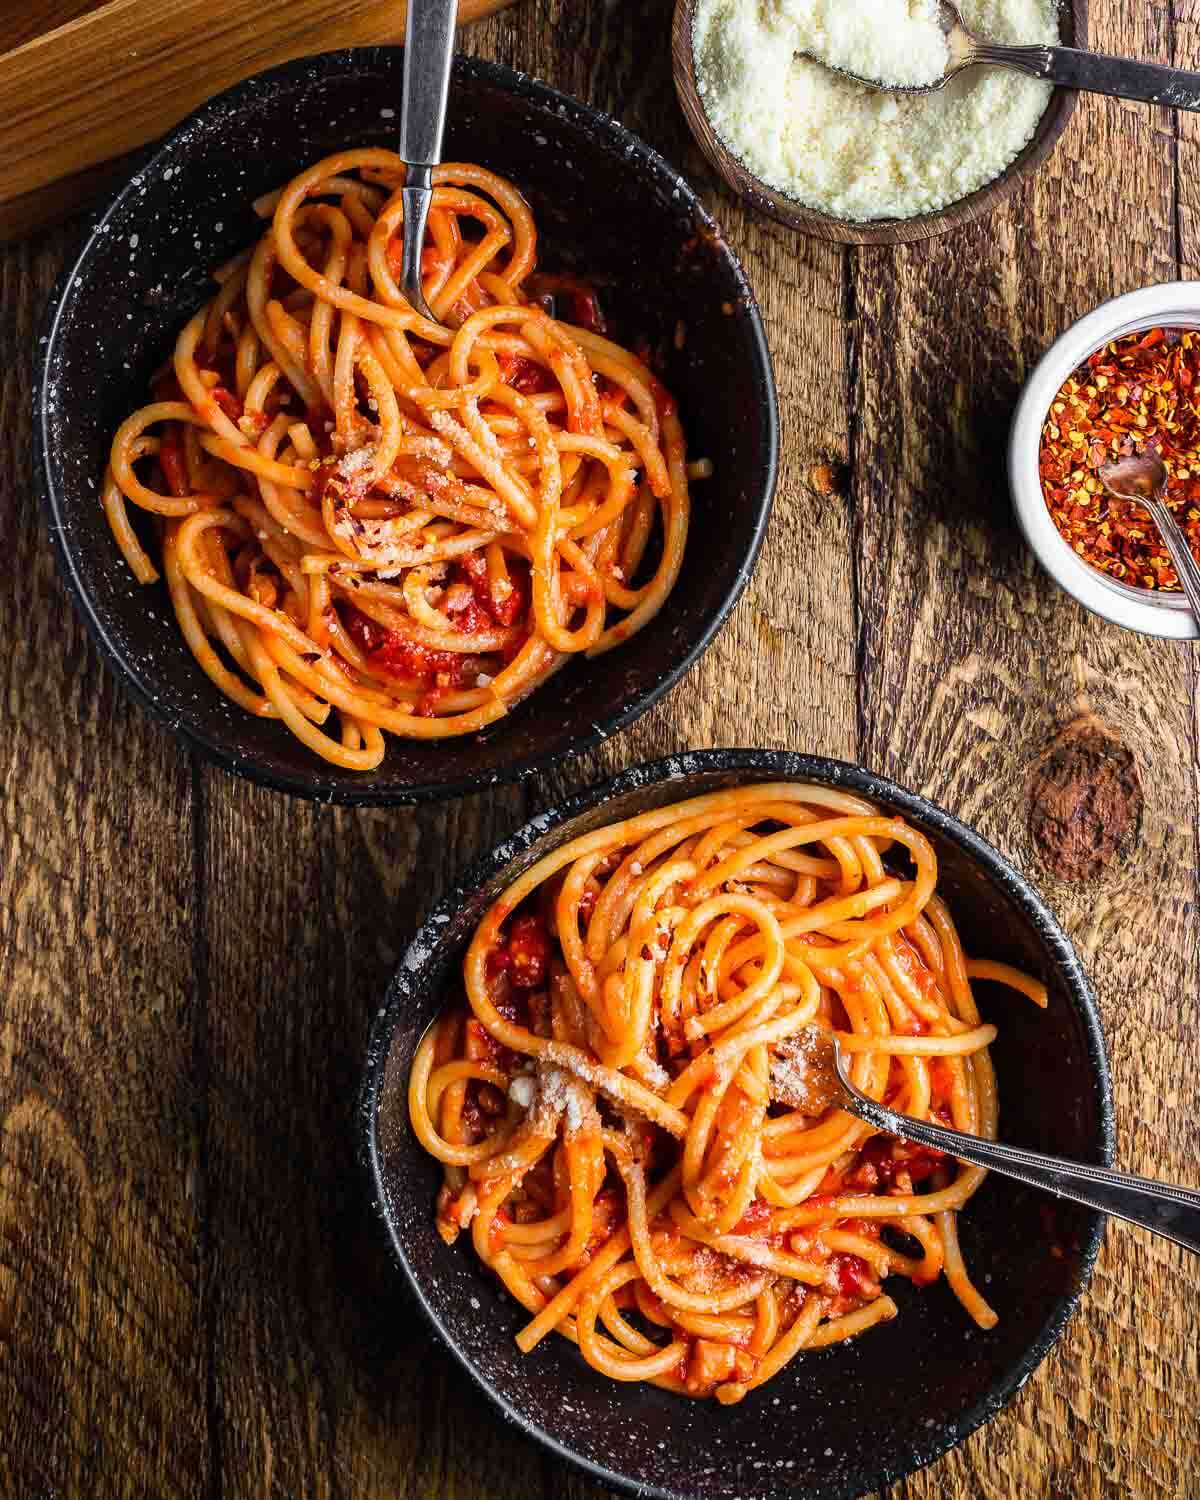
[526,274,607,335]
[830,1251,875,1300]
[498,906,549,990]
[158,425,189,497]
[568,287,605,334]
[733,1197,773,1234]
[209,385,244,422]
[340,604,473,691]
[458,551,530,629]
[890,935,941,1000]
[312,459,373,512]
[852,1136,947,1189]
[498,353,555,394]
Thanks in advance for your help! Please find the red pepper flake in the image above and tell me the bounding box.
[1039,326,1200,590]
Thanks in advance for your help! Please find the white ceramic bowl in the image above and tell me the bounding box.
[1009,282,1200,640]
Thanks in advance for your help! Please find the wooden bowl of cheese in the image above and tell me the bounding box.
[671,0,1088,246]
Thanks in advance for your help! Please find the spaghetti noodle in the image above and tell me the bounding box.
[102,152,695,768]
[410,782,1046,1402]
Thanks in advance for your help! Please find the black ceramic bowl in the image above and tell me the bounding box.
[363,749,1114,1500]
[34,51,778,805]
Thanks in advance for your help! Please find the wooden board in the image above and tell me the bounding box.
[0,1,109,55]
[0,0,519,242]
[1,2,1198,1498]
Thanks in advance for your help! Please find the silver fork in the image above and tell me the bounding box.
[398,0,459,322]
[810,0,1200,111]
[800,1027,1200,1255]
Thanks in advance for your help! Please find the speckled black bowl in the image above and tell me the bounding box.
[362,749,1114,1500]
[34,51,777,805]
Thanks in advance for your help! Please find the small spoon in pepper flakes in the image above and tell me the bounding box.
[1098,451,1200,622]
[806,0,1200,111]
[773,1025,1200,1256]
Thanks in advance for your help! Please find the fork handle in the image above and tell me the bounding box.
[400,0,458,167]
[970,43,1200,112]
[849,1093,1200,1255]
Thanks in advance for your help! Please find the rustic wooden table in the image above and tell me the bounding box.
[2,2,1197,1496]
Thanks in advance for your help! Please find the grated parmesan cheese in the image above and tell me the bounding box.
[514,1063,602,1139]
[769,1027,843,1115]
[337,444,376,478]
[693,0,1059,222]
[508,1074,536,1109]
[786,0,949,88]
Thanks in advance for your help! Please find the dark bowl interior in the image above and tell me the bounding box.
[363,750,1114,1500]
[35,50,778,805]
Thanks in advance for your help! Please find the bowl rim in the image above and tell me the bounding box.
[32,47,780,806]
[1009,281,1200,640]
[361,747,1116,1500]
[670,0,1088,246]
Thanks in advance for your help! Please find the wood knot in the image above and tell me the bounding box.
[808,459,848,498]
[1027,709,1142,883]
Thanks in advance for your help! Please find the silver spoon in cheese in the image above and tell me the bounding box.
[804,0,1200,110]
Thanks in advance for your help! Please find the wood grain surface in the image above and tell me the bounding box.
[1,3,1197,1498]
[0,0,520,242]
[0,0,109,54]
